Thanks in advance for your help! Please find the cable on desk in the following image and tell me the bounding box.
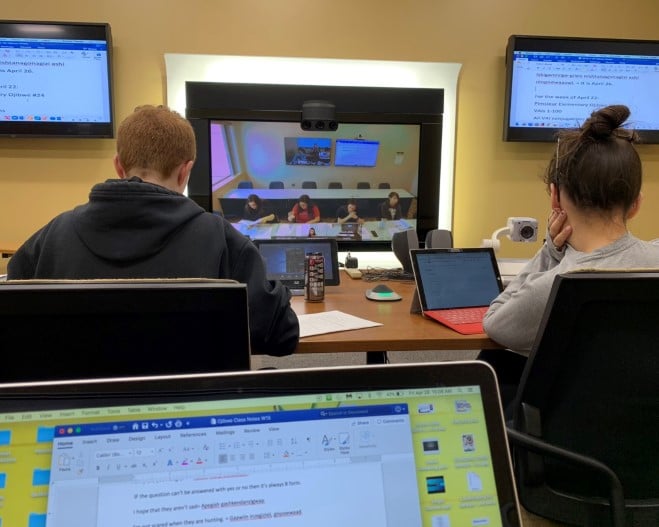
[361,267,415,282]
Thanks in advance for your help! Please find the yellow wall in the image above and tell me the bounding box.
[2,0,658,258]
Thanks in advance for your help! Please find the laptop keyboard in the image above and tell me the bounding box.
[441,307,488,324]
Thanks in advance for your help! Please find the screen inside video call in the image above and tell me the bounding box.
[209,120,420,244]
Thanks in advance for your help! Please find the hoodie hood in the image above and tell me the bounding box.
[73,178,204,262]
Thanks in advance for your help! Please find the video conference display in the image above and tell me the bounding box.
[210,120,420,244]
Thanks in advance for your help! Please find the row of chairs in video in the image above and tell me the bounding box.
[237,181,391,189]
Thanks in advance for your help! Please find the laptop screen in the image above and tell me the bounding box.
[0,362,520,526]
[254,237,340,289]
[412,248,504,310]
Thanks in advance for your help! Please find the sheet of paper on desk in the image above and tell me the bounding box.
[297,310,383,338]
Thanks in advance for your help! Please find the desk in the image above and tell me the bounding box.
[1,248,16,258]
[291,271,497,362]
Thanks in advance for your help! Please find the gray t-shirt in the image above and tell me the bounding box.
[483,232,659,353]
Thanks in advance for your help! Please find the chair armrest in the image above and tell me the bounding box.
[506,427,625,527]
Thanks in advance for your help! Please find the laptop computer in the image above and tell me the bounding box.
[337,222,362,240]
[410,248,504,335]
[0,361,521,526]
[0,279,251,382]
[254,237,340,295]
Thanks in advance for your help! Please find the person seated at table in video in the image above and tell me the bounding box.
[378,191,403,220]
[287,194,320,223]
[336,199,364,224]
[242,194,277,224]
[308,227,317,237]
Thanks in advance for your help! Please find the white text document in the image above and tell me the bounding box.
[298,310,382,338]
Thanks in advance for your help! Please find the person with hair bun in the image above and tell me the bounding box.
[483,104,659,357]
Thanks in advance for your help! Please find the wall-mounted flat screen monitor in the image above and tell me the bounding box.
[0,19,114,138]
[503,34,659,143]
[186,82,443,252]
[334,138,380,167]
[284,137,331,166]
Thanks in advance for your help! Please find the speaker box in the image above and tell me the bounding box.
[391,230,419,274]
[425,229,453,249]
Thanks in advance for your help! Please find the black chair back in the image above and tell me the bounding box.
[509,270,659,526]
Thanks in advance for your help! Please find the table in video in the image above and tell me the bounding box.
[230,219,416,241]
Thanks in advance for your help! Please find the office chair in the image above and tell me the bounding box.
[237,181,254,189]
[328,182,343,189]
[301,181,317,189]
[377,182,391,189]
[269,181,284,189]
[507,270,659,527]
[357,182,370,189]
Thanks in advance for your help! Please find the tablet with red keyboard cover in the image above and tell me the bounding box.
[410,248,504,334]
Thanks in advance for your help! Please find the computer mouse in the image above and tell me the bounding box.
[365,283,402,302]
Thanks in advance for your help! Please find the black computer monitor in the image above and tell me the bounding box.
[0,279,251,382]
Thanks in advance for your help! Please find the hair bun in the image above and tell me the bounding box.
[582,104,630,139]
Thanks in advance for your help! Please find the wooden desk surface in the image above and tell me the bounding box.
[291,270,497,353]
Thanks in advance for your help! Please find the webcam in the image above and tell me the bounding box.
[301,100,338,131]
[507,217,538,242]
[481,216,539,251]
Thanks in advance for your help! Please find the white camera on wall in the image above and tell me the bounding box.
[481,216,539,251]
[507,217,538,242]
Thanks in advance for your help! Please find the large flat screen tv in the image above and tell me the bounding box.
[0,20,114,138]
[503,34,659,143]
[186,82,443,252]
